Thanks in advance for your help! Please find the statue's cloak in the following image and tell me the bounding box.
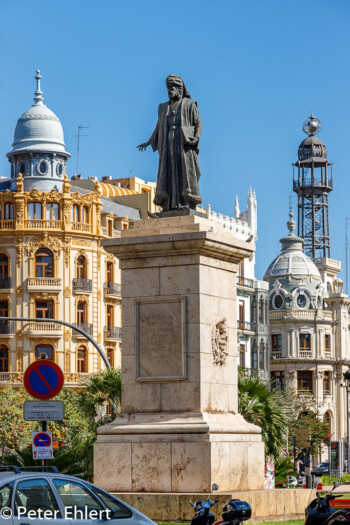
[149,98,202,209]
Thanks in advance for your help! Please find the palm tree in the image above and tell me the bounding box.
[238,373,291,461]
[78,367,122,423]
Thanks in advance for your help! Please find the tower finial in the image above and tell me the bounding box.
[34,70,44,105]
[287,206,296,234]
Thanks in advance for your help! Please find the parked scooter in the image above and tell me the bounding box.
[190,484,252,525]
[304,482,350,525]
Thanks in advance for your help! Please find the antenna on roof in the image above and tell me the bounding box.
[73,125,89,174]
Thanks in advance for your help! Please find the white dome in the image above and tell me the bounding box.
[8,70,70,157]
[265,249,321,280]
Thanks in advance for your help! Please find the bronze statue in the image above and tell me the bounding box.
[137,75,202,212]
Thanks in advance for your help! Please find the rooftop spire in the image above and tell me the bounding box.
[33,70,44,105]
[287,207,296,235]
[234,194,240,218]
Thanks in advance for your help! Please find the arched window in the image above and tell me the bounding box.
[77,256,86,279]
[251,297,257,324]
[4,203,14,220]
[107,348,114,367]
[72,205,79,223]
[35,344,54,361]
[0,345,8,372]
[259,296,265,324]
[252,340,257,370]
[35,248,54,277]
[46,203,60,221]
[28,202,42,220]
[259,339,265,369]
[77,346,87,373]
[77,301,87,324]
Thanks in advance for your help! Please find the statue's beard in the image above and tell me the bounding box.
[169,88,183,101]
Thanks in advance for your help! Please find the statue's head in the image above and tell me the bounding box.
[166,75,191,101]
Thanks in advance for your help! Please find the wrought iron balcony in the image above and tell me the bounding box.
[237,320,253,332]
[72,278,92,292]
[236,276,254,288]
[73,323,93,336]
[104,326,122,340]
[0,320,15,335]
[104,282,121,297]
[0,277,13,289]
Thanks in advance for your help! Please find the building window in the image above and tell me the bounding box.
[259,297,264,324]
[323,371,331,395]
[325,334,331,353]
[259,340,265,369]
[35,300,53,319]
[106,262,113,283]
[77,301,87,324]
[0,345,8,372]
[271,371,285,391]
[238,300,244,329]
[46,203,59,221]
[35,344,53,361]
[82,207,89,223]
[72,205,79,222]
[0,301,8,334]
[251,297,257,324]
[77,256,86,279]
[35,249,54,277]
[77,346,87,373]
[239,344,245,368]
[299,333,311,352]
[107,305,114,326]
[252,341,257,370]
[107,348,114,367]
[297,371,313,392]
[108,220,113,237]
[0,254,8,277]
[237,260,244,286]
[271,334,282,353]
[4,203,14,220]
[28,202,42,220]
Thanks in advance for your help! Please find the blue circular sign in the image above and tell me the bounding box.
[33,433,52,447]
[24,361,64,399]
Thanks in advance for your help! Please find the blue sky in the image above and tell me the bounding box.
[1,0,349,280]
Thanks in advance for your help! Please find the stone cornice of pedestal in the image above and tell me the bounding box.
[97,411,261,436]
[102,230,254,265]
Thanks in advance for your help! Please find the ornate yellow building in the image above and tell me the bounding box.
[0,71,152,388]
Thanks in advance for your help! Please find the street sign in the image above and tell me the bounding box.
[32,431,53,460]
[24,361,64,400]
[24,401,64,421]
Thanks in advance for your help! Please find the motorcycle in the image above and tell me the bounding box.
[190,484,252,525]
[304,482,350,525]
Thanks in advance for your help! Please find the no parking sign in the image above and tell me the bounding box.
[32,431,53,460]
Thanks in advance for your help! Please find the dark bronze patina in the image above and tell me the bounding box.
[137,75,202,213]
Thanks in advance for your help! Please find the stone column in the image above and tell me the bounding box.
[95,215,264,493]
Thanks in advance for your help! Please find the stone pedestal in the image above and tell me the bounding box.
[95,215,264,492]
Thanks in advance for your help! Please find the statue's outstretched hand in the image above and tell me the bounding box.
[137,141,150,151]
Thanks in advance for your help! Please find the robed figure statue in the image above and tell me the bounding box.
[137,75,202,212]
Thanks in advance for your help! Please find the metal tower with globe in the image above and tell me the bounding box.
[293,113,333,260]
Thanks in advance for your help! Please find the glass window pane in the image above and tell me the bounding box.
[0,484,12,510]
[53,479,103,514]
[90,486,132,518]
[15,479,60,516]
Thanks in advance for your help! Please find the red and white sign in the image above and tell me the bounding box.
[32,431,53,460]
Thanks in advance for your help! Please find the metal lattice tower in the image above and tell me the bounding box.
[293,113,333,260]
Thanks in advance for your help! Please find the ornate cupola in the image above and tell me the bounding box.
[293,113,333,260]
[264,209,325,311]
[7,70,70,192]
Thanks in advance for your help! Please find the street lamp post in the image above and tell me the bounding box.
[343,368,350,473]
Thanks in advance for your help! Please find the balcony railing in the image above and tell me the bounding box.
[0,277,13,289]
[0,320,15,335]
[104,282,121,297]
[236,276,254,288]
[271,351,282,359]
[64,372,92,384]
[73,323,93,336]
[25,220,63,229]
[27,322,63,335]
[72,222,91,232]
[104,326,122,340]
[72,278,92,292]
[0,372,23,383]
[299,350,312,358]
[237,320,253,331]
[27,277,61,291]
[0,220,15,229]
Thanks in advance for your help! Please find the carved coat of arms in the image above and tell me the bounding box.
[212,318,228,365]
